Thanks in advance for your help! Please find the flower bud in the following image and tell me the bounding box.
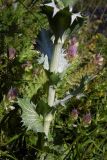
[7,87,18,101]
[93,54,104,66]
[71,37,78,45]
[68,37,79,57]
[71,109,78,120]
[7,48,16,60]
[83,113,92,126]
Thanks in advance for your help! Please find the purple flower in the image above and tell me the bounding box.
[71,109,78,120]
[7,87,18,101]
[68,37,79,57]
[71,37,77,45]
[68,45,78,57]
[7,48,16,60]
[83,113,92,126]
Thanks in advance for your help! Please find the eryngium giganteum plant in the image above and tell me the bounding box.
[18,0,84,137]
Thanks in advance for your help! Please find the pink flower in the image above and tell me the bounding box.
[68,37,79,57]
[71,109,78,120]
[83,113,92,126]
[7,87,18,101]
[68,45,78,57]
[71,37,77,45]
[7,48,16,60]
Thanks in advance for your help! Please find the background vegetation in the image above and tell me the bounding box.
[0,0,107,159]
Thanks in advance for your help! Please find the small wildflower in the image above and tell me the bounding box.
[71,109,78,120]
[83,113,92,126]
[7,87,18,101]
[71,37,78,45]
[93,53,104,66]
[7,48,16,60]
[67,37,79,58]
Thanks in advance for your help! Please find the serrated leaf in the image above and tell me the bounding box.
[18,98,44,133]
[45,0,60,17]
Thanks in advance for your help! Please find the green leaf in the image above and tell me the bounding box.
[18,98,44,133]
[37,100,51,116]
[62,0,78,7]
[41,6,71,40]
[50,73,61,85]
[41,5,83,41]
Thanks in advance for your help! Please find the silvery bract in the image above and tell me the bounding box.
[37,54,49,70]
[38,49,69,73]
[57,49,69,73]
[45,0,60,17]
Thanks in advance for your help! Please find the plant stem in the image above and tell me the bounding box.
[43,112,53,137]
[48,41,63,107]
[44,41,63,137]
[50,42,63,73]
[48,85,55,107]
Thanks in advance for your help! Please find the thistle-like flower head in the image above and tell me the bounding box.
[71,108,78,120]
[7,48,16,60]
[83,113,92,126]
[7,87,18,101]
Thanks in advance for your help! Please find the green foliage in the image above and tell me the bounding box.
[62,0,78,7]
[21,68,48,98]
[56,57,96,98]
[50,72,61,85]
[41,4,83,41]
[0,0,107,160]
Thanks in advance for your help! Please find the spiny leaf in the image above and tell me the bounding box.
[41,6,71,40]
[41,5,83,41]
[18,98,44,133]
